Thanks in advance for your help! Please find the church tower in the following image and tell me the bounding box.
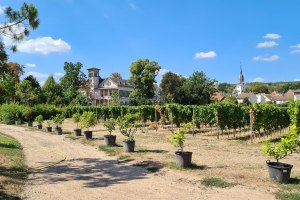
[88,67,100,88]
[233,65,246,96]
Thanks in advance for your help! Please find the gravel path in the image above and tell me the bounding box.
[0,124,275,200]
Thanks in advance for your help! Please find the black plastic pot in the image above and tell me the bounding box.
[37,124,43,129]
[46,127,52,132]
[266,161,293,183]
[175,151,193,168]
[104,135,116,146]
[123,140,135,152]
[84,131,93,139]
[74,129,82,136]
[55,127,63,135]
[27,121,33,127]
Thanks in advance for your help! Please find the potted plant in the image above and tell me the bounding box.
[53,114,65,135]
[170,123,193,168]
[79,112,97,139]
[262,124,300,183]
[103,118,117,146]
[118,113,139,152]
[22,107,33,127]
[45,120,53,132]
[15,112,22,125]
[35,115,43,129]
[72,113,82,136]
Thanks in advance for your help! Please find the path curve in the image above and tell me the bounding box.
[0,124,275,200]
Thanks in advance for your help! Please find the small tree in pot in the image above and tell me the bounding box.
[22,107,33,127]
[80,112,96,139]
[262,125,300,183]
[103,118,116,146]
[170,123,193,168]
[45,120,53,132]
[118,113,139,152]
[35,115,43,129]
[72,113,82,136]
[53,114,65,135]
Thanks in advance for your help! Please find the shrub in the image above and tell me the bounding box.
[118,113,139,141]
[52,114,65,128]
[80,112,96,131]
[35,115,43,124]
[0,103,22,124]
[72,113,81,129]
[103,118,116,135]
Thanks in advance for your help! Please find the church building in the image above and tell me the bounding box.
[232,66,246,96]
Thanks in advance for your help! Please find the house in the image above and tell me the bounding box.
[211,92,226,102]
[80,68,134,105]
[237,92,257,104]
[284,89,300,101]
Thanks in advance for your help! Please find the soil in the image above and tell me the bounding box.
[1,120,298,200]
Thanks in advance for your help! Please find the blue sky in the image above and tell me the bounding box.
[1,0,300,85]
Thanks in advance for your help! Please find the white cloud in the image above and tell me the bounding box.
[264,33,281,40]
[290,44,300,54]
[253,55,279,62]
[252,77,265,82]
[25,63,36,68]
[129,2,137,9]
[27,71,49,78]
[0,6,6,15]
[158,68,169,76]
[194,51,217,59]
[17,37,71,55]
[54,72,64,77]
[294,79,300,81]
[256,41,278,48]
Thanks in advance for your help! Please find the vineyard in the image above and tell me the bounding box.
[1,101,298,142]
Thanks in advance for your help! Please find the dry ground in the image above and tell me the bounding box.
[1,119,299,199]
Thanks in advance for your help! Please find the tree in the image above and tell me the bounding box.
[0,75,18,103]
[110,91,121,105]
[176,71,217,105]
[0,2,39,51]
[248,83,269,94]
[42,76,63,105]
[160,72,184,103]
[217,83,235,94]
[128,59,161,105]
[60,62,87,104]
[24,75,41,91]
[16,79,39,106]
[111,72,122,79]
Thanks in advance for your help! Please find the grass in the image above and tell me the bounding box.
[0,133,27,200]
[98,144,122,156]
[275,176,300,200]
[201,177,235,188]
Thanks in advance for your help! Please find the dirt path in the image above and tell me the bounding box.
[0,124,275,200]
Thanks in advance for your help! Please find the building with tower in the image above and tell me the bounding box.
[232,66,246,96]
[79,67,134,105]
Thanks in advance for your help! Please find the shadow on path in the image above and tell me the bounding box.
[29,158,148,188]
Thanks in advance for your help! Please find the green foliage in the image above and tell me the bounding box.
[0,103,22,124]
[170,130,185,151]
[160,72,184,103]
[80,112,96,131]
[118,113,139,141]
[103,118,116,135]
[289,101,300,128]
[1,2,39,51]
[110,91,121,106]
[46,120,52,127]
[16,79,39,106]
[21,106,33,121]
[35,115,43,124]
[129,59,161,105]
[217,83,235,94]
[52,114,65,127]
[111,72,122,79]
[262,125,300,162]
[42,76,63,105]
[275,191,300,200]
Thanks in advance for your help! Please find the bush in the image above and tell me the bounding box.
[35,115,43,124]
[80,112,96,131]
[103,118,116,135]
[72,113,81,129]
[0,103,22,124]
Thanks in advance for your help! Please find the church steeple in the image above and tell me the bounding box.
[238,65,244,84]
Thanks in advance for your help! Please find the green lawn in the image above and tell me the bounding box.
[0,133,27,200]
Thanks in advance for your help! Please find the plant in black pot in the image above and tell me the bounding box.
[35,115,43,129]
[22,107,33,127]
[80,112,97,140]
[103,118,116,146]
[170,123,193,168]
[45,120,53,132]
[262,124,300,183]
[72,113,82,136]
[118,113,139,152]
[53,114,65,135]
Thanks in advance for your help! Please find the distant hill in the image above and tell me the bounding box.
[217,81,300,95]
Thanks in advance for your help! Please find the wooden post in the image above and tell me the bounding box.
[192,107,195,136]
[155,107,158,131]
